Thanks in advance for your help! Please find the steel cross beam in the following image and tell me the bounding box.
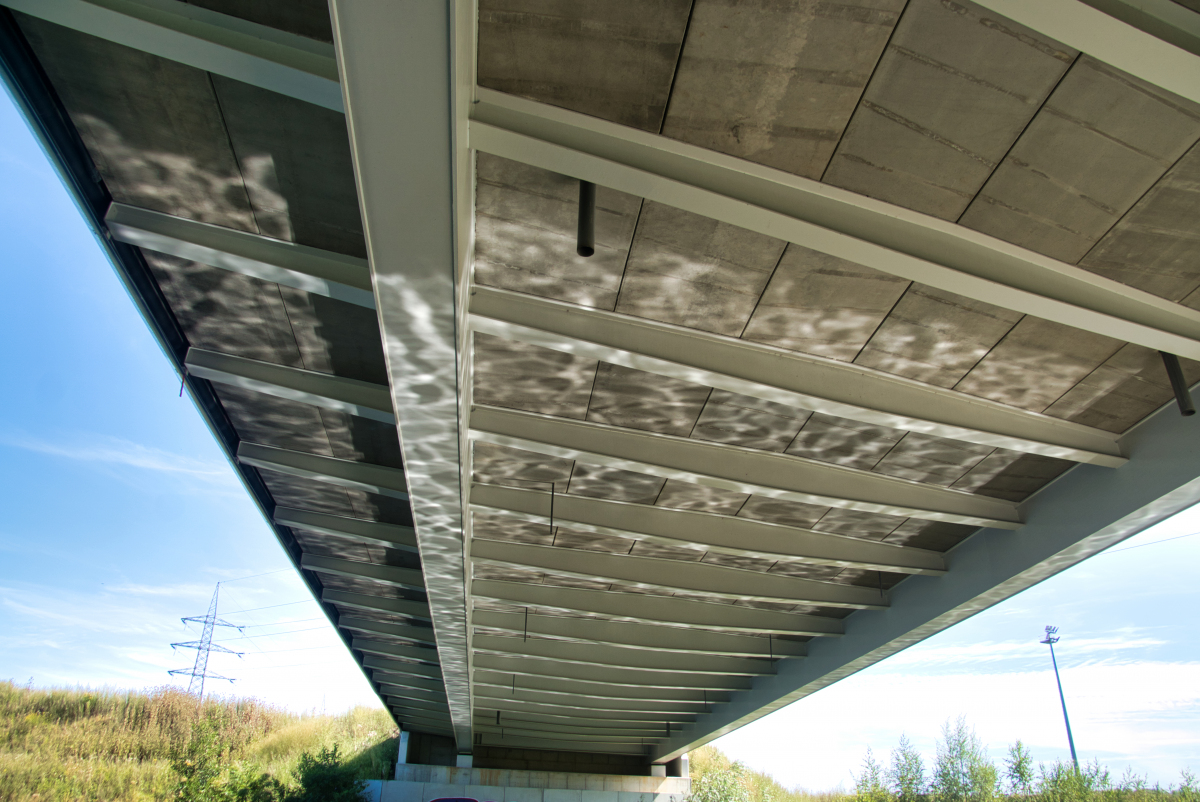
[473,713,684,736]
[473,652,754,692]
[320,590,431,623]
[104,203,373,307]
[472,634,776,676]
[338,617,438,646]
[473,579,844,636]
[236,443,409,501]
[469,88,1200,361]
[275,508,417,553]
[472,538,887,609]
[361,655,443,681]
[185,348,394,424]
[469,404,1021,528]
[469,286,1124,467]
[473,686,708,716]
[0,0,343,110]
[353,639,441,666]
[472,483,946,576]
[299,554,424,592]
[471,609,806,658]
[473,669,733,704]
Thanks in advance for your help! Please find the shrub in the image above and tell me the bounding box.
[287,746,366,802]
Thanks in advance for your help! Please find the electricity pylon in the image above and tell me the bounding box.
[170,583,244,700]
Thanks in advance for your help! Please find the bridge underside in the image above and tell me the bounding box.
[6,0,1200,771]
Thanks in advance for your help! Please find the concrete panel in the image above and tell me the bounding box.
[823,0,1075,219]
[884,519,976,551]
[955,317,1124,413]
[1080,141,1200,301]
[475,154,642,309]
[661,0,904,179]
[1044,344,1200,433]
[474,333,599,420]
[474,509,557,547]
[736,495,828,529]
[785,412,902,471]
[615,203,786,336]
[473,442,575,489]
[961,57,1200,263]
[210,75,366,257]
[146,254,303,366]
[871,431,994,487]
[854,285,1022,388]
[477,0,692,132]
[741,244,909,361]
[949,451,1071,502]
[187,0,334,44]
[276,287,389,385]
[653,480,749,515]
[586,363,710,437]
[566,463,666,505]
[18,15,256,230]
[690,390,811,452]
[811,507,905,540]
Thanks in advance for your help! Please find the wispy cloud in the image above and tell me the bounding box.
[4,432,229,478]
[879,635,1167,669]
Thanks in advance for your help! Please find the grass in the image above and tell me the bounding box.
[0,680,398,802]
[691,744,849,802]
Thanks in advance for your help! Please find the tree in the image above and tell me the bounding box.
[1004,741,1034,797]
[856,748,891,802]
[930,717,997,802]
[889,735,926,802]
[287,746,366,802]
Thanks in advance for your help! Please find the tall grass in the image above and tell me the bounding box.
[690,745,848,802]
[0,681,398,802]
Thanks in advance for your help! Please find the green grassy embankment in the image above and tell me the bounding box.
[0,680,397,801]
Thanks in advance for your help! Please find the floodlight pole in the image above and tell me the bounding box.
[1041,626,1079,771]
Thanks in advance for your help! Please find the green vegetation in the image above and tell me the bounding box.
[690,719,1199,802]
[690,745,848,802]
[852,717,1200,802]
[0,681,396,801]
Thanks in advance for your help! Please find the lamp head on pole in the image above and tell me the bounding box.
[1041,625,1060,645]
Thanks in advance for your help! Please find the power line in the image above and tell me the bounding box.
[1101,530,1200,555]
[214,625,329,642]
[235,617,323,628]
[220,599,317,615]
[218,568,292,584]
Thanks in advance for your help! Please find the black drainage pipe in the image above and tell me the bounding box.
[1160,351,1195,416]
[577,180,595,257]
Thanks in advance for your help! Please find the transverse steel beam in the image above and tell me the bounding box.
[338,616,437,646]
[472,633,776,676]
[470,89,1200,360]
[361,655,443,682]
[0,0,343,110]
[471,609,805,658]
[321,590,431,623]
[473,668,733,704]
[473,579,844,636]
[237,442,409,501]
[472,538,886,609]
[474,686,708,716]
[473,483,945,576]
[353,638,440,666]
[470,405,1019,528]
[477,696,695,724]
[474,713,680,736]
[299,555,424,592]
[276,508,417,553]
[105,203,372,306]
[470,286,1124,467]
[473,652,753,692]
[185,348,394,424]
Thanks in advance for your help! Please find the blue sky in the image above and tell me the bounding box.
[0,86,1196,787]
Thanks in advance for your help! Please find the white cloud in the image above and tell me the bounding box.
[0,431,238,490]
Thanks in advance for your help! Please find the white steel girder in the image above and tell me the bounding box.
[469,88,1200,361]
[184,348,394,424]
[470,634,776,676]
[299,554,424,592]
[236,442,408,501]
[274,507,417,553]
[469,286,1124,467]
[472,579,844,636]
[469,405,1021,528]
[470,609,807,658]
[320,589,431,623]
[471,538,886,610]
[472,483,945,576]
[0,0,343,110]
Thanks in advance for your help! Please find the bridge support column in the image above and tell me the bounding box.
[393,731,411,779]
